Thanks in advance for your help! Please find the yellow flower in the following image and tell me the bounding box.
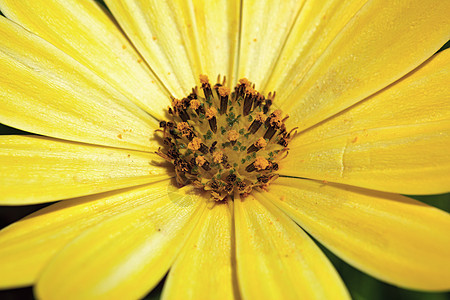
[0,1,449,299]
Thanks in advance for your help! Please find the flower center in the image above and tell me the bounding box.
[157,75,294,201]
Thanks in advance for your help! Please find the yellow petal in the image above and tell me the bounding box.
[162,201,236,300]
[238,0,307,89]
[282,0,450,131]
[283,50,450,194]
[168,0,240,85]
[36,186,206,300]
[289,49,450,144]
[0,136,170,205]
[264,0,367,95]
[0,180,171,288]
[0,17,158,151]
[267,178,450,291]
[0,0,170,119]
[234,195,349,300]
[284,120,450,195]
[104,0,196,97]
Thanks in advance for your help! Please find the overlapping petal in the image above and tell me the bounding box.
[105,0,197,97]
[237,0,306,89]
[36,186,206,300]
[0,136,170,204]
[234,195,349,300]
[280,0,450,131]
[0,0,169,119]
[0,17,158,151]
[162,201,236,300]
[0,180,171,288]
[0,0,170,119]
[263,0,368,94]
[0,0,448,299]
[283,49,450,194]
[266,178,450,291]
[160,0,241,85]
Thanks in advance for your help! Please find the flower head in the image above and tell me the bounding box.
[0,1,449,299]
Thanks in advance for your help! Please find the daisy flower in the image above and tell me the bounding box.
[0,1,449,299]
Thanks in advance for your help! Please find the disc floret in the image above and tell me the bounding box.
[157,75,294,201]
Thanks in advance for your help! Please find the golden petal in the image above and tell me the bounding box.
[282,0,450,131]
[0,18,158,151]
[0,136,171,204]
[283,50,450,194]
[105,0,197,97]
[36,186,206,300]
[168,0,241,85]
[238,0,307,89]
[264,0,367,95]
[0,180,171,288]
[162,201,236,300]
[234,195,349,299]
[0,0,170,119]
[266,178,450,291]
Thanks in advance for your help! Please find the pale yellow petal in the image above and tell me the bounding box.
[36,186,206,300]
[283,50,450,194]
[105,0,196,97]
[234,195,349,300]
[264,0,367,95]
[0,180,171,288]
[0,17,158,151]
[168,0,240,85]
[0,136,170,205]
[0,0,169,119]
[238,0,307,89]
[162,201,236,300]
[267,178,450,291]
[282,0,450,131]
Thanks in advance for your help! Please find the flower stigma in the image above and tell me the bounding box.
[157,75,295,201]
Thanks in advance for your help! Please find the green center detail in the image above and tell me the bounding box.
[157,75,294,201]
